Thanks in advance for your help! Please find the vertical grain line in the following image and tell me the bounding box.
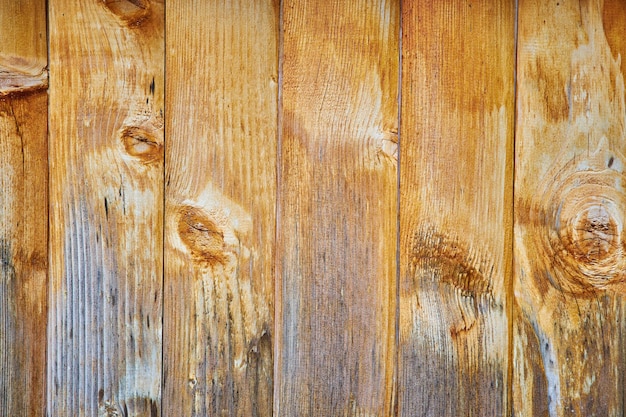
[161,2,167,415]
[273,0,284,415]
[394,0,403,415]
[508,1,519,415]
[45,0,51,414]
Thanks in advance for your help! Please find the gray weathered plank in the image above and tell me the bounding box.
[48,1,165,415]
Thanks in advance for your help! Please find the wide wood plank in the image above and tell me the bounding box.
[48,1,164,415]
[514,0,626,415]
[0,1,47,414]
[276,1,399,415]
[163,1,278,416]
[398,2,515,415]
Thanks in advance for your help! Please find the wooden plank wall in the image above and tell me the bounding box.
[1,1,626,416]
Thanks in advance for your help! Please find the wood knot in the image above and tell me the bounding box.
[410,228,493,299]
[120,126,162,164]
[0,65,48,97]
[177,206,227,267]
[526,153,626,295]
[564,204,618,263]
[102,0,151,26]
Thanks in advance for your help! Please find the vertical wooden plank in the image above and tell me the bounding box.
[48,1,164,415]
[276,1,398,415]
[398,1,515,415]
[0,1,47,415]
[163,1,277,416]
[514,0,626,415]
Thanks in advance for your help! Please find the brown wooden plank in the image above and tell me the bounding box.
[0,1,47,414]
[398,1,515,415]
[47,1,164,415]
[162,1,278,416]
[276,1,399,415]
[514,0,626,415]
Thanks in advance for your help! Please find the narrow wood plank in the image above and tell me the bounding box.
[276,1,399,415]
[514,0,626,415]
[48,1,164,415]
[398,2,515,415]
[0,1,47,414]
[163,1,278,416]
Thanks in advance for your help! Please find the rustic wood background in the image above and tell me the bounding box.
[1,0,624,416]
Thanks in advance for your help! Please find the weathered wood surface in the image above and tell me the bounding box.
[0,1,48,415]
[4,1,626,415]
[514,0,626,415]
[163,1,278,416]
[275,0,399,415]
[48,1,164,415]
[398,2,515,415]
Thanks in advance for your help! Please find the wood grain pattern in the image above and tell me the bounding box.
[5,2,626,414]
[514,0,626,415]
[163,1,278,416]
[0,1,47,414]
[398,2,515,415]
[276,1,399,415]
[48,1,164,415]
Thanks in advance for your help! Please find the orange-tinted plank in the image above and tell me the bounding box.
[399,1,515,415]
[163,1,278,415]
[0,1,48,414]
[276,0,399,414]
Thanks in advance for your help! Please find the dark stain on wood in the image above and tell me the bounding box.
[247,330,273,417]
[513,310,550,416]
[100,396,159,417]
[0,239,17,402]
[0,239,15,278]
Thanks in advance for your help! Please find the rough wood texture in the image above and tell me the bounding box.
[0,1,47,415]
[163,1,278,416]
[48,1,164,415]
[398,2,515,415]
[276,1,399,415]
[514,0,626,415]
